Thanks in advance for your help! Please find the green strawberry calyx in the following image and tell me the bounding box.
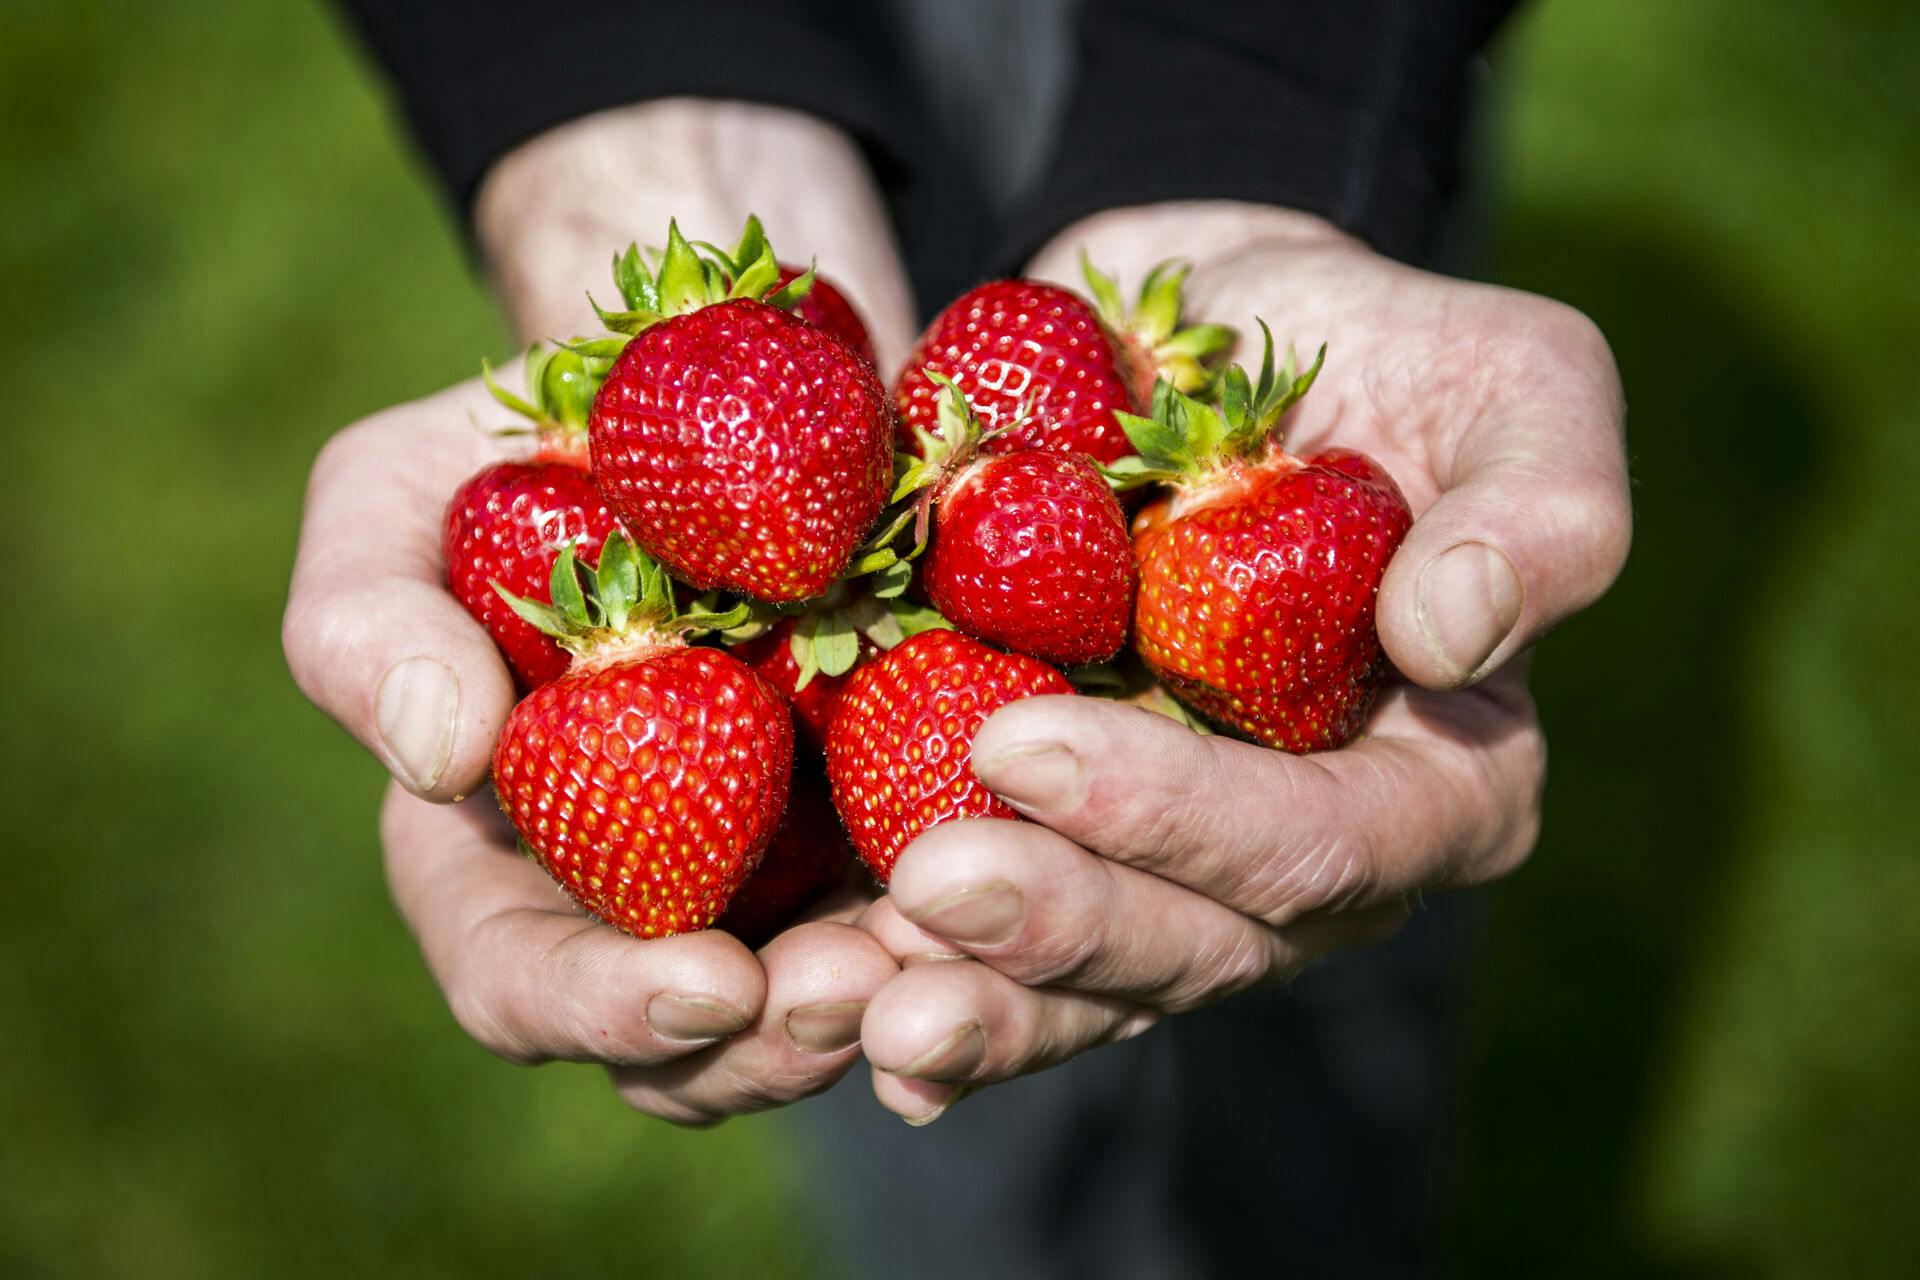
[492,530,750,666]
[1082,253,1236,394]
[842,374,1017,584]
[718,583,952,691]
[1103,321,1326,490]
[590,215,816,340]
[480,340,613,457]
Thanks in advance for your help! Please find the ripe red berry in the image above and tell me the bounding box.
[826,629,1074,880]
[445,344,620,690]
[918,404,1135,666]
[489,534,793,937]
[1119,332,1412,751]
[894,260,1232,466]
[588,220,893,603]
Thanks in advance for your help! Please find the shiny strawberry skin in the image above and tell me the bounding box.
[492,645,794,938]
[1132,448,1413,752]
[894,281,1143,465]
[733,617,874,752]
[719,763,850,945]
[925,449,1135,665]
[589,298,893,602]
[444,453,618,690]
[779,264,875,365]
[826,629,1074,880]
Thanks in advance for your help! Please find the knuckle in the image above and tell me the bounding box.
[446,978,541,1066]
[1247,827,1379,926]
[1166,928,1280,1012]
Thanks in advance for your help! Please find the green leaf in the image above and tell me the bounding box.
[845,545,900,576]
[1113,410,1188,468]
[811,609,861,676]
[481,358,544,423]
[1132,260,1188,344]
[595,533,638,632]
[1080,251,1125,325]
[887,598,952,640]
[1182,394,1229,461]
[1097,454,1181,491]
[1219,364,1253,430]
[539,345,598,431]
[729,214,769,274]
[656,220,711,316]
[868,558,913,599]
[590,294,660,337]
[766,259,816,310]
[492,582,571,639]
[789,615,820,691]
[1158,323,1235,360]
[563,336,630,361]
[677,600,752,634]
[613,243,655,312]
[548,544,592,628]
[1266,342,1327,424]
[728,242,780,301]
[890,458,933,503]
[1250,319,1278,406]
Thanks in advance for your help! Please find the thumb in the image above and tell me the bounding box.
[1377,309,1633,688]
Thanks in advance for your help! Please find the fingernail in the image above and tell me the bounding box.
[973,743,1086,813]
[1417,542,1522,681]
[902,951,969,967]
[905,884,1026,947]
[784,1001,866,1055]
[648,994,750,1043]
[889,1020,986,1081]
[375,656,459,792]
[903,1085,972,1127]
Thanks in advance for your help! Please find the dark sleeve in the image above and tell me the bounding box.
[335,0,912,215]
[997,0,1520,267]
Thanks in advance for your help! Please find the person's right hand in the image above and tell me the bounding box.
[282,101,918,1122]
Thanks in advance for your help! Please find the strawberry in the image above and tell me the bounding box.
[586,218,893,603]
[826,629,1074,881]
[490,532,793,938]
[1114,328,1413,752]
[718,764,851,945]
[894,377,1134,665]
[893,257,1232,465]
[778,266,874,365]
[444,343,620,690]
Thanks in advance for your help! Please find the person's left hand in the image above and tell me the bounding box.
[854,202,1632,1124]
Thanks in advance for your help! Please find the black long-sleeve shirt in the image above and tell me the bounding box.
[340,0,1516,305]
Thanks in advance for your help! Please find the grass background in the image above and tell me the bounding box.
[1,0,1915,1275]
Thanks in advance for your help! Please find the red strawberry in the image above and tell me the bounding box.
[893,377,1134,665]
[826,629,1074,880]
[719,764,851,945]
[445,344,619,690]
[490,533,793,938]
[1118,329,1413,752]
[778,265,874,365]
[587,218,893,603]
[893,258,1232,465]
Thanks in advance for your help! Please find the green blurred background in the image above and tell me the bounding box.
[2,1,1915,1275]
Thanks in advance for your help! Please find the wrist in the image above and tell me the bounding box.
[475,99,915,366]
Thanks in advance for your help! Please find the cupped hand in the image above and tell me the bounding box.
[282,101,922,1119]
[855,203,1632,1122]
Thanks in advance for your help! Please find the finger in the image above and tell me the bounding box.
[969,684,1545,926]
[383,784,766,1067]
[873,821,1292,1010]
[610,920,899,1125]
[285,377,518,800]
[862,961,1153,1122]
[1377,298,1632,687]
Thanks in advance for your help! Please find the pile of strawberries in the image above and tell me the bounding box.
[443,218,1412,942]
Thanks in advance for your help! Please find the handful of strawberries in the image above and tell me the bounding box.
[444,217,1412,943]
